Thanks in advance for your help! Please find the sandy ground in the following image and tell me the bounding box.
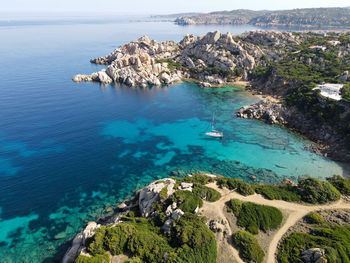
[199,182,350,263]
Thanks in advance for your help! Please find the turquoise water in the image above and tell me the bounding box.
[0,17,347,262]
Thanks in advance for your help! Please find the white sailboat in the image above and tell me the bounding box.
[205,113,223,138]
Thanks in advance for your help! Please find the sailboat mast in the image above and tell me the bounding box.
[212,112,215,130]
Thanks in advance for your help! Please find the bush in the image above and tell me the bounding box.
[171,213,217,263]
[254,185,301,202]
[178,173,211,185]
[125,257,142,263]
[298,178,341,204]
[75,253,110,263]
[171,191,203,213]
[217,178,254,196]
[278,225,350,263]
[327,175,350,195]
[233,230,265,263]
[228,199,283,234]
[127,228,172,262]
[193,185,221,202]
[227,199,243,215]
[305,212,324,224]
[103,224,135,255]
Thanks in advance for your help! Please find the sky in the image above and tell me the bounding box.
[1,0,350,15]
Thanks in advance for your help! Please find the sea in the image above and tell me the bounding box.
[0,14,348,262]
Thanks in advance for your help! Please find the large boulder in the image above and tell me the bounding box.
[139,178,175,217]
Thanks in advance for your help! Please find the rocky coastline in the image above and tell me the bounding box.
[62,172,350,263]
[236,97,350,162]
[73,31,298,88]
[73,30,350,162]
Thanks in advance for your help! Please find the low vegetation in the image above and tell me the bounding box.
[304,212,324,224]
[327,175,350,195]
[171,190,203,213]
[254,184,301,202]
[298,178,341,204]
[232,230,265,263]
[227,198,283,234]
[278,225,350,263]
[192,185,221,202]
[155,58,184,72]
[217,177,254,196]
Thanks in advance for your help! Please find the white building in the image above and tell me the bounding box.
[309,45,327,51]
[328,40,341,46]
[313,83,344,101]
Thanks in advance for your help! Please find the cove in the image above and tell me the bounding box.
[0,18,347,262]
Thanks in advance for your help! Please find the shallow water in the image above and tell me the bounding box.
[0,17,347,262]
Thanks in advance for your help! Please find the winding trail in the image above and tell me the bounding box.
[201,182,350,263]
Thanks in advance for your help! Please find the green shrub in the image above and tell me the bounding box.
[193,185,221,202]
[103,224,135,255]
[227,199,243,215]
[305,212,324,224]
[254,185,301,202]
[127,228,172,262]
[298,178,341,204]
[232,230,265,263]
[75,253,110,263]
[87,227,107,256]
[171,213,217,263]
[178,173,211,185]
[278,225,350,263]
[171,191,203,213]
[125,257,142,263]
[159,186,168,200]
[217,178,254,196]
[327,175,350,195]
[228,199,283,234]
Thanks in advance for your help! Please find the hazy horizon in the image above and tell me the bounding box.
[1,0,350,16]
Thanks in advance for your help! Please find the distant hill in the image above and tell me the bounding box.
[172,7,350,28]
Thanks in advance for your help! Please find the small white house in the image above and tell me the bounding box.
[313,83,344,101]
[328,40,341,46]
[309,45,327,51]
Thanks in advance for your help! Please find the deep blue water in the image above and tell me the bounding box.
[0,17,348,262]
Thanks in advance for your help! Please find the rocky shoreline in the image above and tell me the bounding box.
[73,30,350,163]
[73,31,299,88]
[236,96,350,162]
[62,172,350,263]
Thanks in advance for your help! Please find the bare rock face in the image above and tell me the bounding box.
[236,98,288,125]
[301,248,327,263]
[62,222,100,263]
[73,31,276,87]
[139,178,175,217]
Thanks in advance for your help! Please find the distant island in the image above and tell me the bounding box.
[73,30,350,162]
[63,173,350,263]
[153,8,350,29]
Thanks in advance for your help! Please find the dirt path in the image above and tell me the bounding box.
[200,182,350,263]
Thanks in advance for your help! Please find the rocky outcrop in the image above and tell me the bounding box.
[237,98,287,125]
[139,178,176,217]
[62,222,100,263]
[301,248,327,263]
[73,31,292,87]
[236,97,350,161]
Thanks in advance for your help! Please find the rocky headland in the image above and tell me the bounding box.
[62,173,350,263]
[173,8,350,28]
[73,31,298,87]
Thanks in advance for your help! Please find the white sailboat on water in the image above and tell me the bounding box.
[205,113,223,138]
